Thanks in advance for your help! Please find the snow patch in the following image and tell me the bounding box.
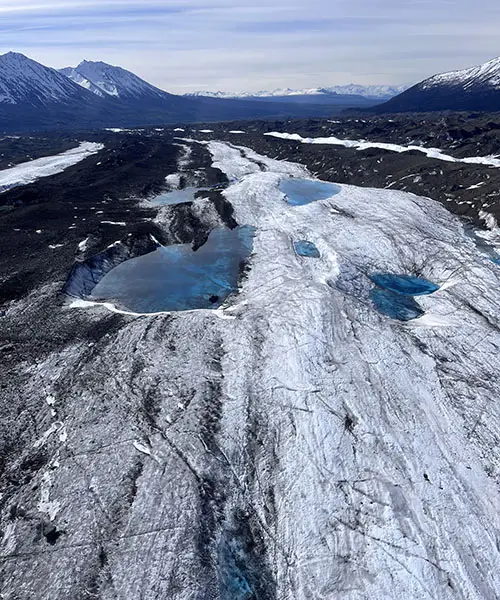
[78,237,89,252]
[479,210,498,230]
[165,173,181,188]
[133,441,152,456]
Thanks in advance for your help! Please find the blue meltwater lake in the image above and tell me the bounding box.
[369,288,425,322]
[91,226,255,313]
[150,187,211,206]
[293,240,320,258]
[369,273,438,321]
[369,273,439,296]
[279,178,341,206]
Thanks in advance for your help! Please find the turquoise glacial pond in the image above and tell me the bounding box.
[280,178,341,206]
[368,272,438,321]
[150,187,210,206]
[294,240,320,258]
[369,288,425,321]
[369,273,439,296]
[91,226,255,312]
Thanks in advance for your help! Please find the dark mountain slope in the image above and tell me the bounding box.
[373,57,500,113]
[0,53,340,132]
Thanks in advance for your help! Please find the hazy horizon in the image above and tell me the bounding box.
[0,0,499,94]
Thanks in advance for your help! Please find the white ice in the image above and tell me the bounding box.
[0,142,104,193]
[77,237,89,252]
[203,141,500,599]
[265,131,500,167]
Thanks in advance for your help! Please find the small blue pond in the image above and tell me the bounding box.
[370,288,425,322]
[280,178,341,206]
[294,240,320,258]
[150,186,210,206]
[91,226,255,312]
[491,257,500,265]
[369,273,439,296]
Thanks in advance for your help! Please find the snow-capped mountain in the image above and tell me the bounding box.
[186,84,407,100]
[185,87,383,108]
[421,56,500,91]
[58,67,105,98]
[0,52,91,106]
[375,56,500,112]
[326,84,408,99]
[186,88,332,99]
[61,60,172,100]
[0,51,389,133]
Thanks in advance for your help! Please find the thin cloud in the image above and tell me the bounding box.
[0,0,499,93]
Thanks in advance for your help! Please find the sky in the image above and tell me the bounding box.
[0,0,499,94]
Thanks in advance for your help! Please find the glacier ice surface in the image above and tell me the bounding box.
[3,140,500,600]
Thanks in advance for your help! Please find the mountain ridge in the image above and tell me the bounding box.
[0,52,361,132]
[374,56,500,113]
[58,67,106,98]
[186,84,408,101]
[62,60,172,100]
[0,51,94,106]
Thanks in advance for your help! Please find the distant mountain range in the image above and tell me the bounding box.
[374,56,500,113]
[0,53,384,133]
[2,51,499,133]
[61,65,386,108]
[186,85,408,101]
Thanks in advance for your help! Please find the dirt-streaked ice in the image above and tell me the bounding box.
[0,142,103,193]
[1,141,499,600]
[265,131,500,167]
[206,141,500,599]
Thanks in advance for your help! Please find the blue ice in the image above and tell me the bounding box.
[369,288,425,321]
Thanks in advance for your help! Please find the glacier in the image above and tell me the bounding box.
[1,141,499,600]
[0,142,103,193]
